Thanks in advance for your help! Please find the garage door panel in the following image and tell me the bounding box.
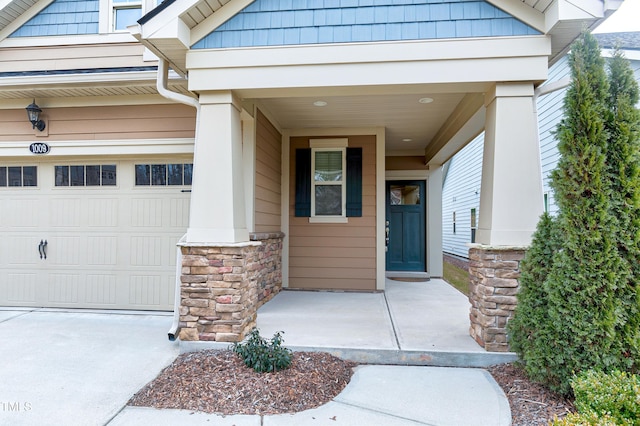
[48,274,80,304]
[85,275,117,305]
[4,273,37,303]
[169,198,190,228]
[50,236,81,265]
[86,236,117,265]
[131,198,164,227]
[7,199,39,228]
[88,198,119,227]
[8,236,41,265]
[50,198,82,227]
[128,275,168,307]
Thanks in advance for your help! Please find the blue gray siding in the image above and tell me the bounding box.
[10,0,99,37]
[193,0,539,49]
[441,133,482,258]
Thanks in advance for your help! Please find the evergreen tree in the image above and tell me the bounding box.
[605,47,640,371]
[541,31,623,395]
[507,213,559,378]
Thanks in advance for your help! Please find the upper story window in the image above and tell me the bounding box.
[0,166,37,187]
[111,0,142,31]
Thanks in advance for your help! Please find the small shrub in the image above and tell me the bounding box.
[231,328,292,373]
[551,370,640,426]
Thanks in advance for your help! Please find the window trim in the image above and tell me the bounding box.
[309,139,348,223]
[109,0,143,32]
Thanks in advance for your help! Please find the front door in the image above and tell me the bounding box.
[386,180,425,271]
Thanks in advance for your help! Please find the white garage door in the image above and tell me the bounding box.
[0,159,190,311]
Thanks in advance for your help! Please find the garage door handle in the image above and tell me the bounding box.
[38,240,48,260]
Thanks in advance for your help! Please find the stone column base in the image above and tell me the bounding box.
[468,245,525,352]
[178,232,284,342]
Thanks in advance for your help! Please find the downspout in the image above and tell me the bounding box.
[156,58,200,341]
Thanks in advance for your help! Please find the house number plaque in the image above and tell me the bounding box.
[29,142,50,154]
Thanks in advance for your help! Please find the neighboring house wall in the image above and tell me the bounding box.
[0,104,196,141]
[443,45,640,259]
[288,135,376,291]
[441,133,482,258]
[538,55,570,216]
[254,109,282,234]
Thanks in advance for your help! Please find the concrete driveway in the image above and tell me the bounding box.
[0,308,178,426]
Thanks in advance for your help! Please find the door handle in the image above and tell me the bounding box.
[38,240,48,260]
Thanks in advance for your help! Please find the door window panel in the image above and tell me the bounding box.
[390,185,420,205]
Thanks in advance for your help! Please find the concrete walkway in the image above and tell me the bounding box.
[0,279,514,426]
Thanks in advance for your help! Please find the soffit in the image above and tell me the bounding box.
[0,0,38,32]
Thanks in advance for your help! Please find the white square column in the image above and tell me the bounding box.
[476,83,543,246]
[186,91,249,243]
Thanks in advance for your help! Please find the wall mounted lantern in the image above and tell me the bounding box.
[26,100,46,131]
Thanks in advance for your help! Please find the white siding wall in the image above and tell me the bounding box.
[537,55,570,216]
[441,134,483,258]
[442,54,640,259]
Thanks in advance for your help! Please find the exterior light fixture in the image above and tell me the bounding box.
[418,97,433,104]
[26,100,46,131]
[313,100,328,107]
[402,138,413,142]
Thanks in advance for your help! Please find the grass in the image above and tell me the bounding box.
[443,262,470,296]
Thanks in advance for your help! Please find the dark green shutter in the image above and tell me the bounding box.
[346,147,362,217]
[294,148,311,217]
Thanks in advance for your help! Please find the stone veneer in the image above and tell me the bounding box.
[178,232,284,342]
[468,245,526,352]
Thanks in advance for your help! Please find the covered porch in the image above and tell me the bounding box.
[181,278,517,367]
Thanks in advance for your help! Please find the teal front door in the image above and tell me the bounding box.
[386,181,426,271]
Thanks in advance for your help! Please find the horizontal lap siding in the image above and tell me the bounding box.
[254,109,282,233]
[0,44,147,73]
[0,104,196,141]
[289,135,376,291]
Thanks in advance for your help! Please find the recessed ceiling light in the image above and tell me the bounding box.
[313,100,328,107]
[418,97,433,104]
[402,138,413,142]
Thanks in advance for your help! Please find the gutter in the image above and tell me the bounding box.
[156,59,199,341]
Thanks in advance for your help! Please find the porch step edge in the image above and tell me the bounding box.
[179,341,517,368]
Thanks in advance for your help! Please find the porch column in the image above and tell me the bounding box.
[476,83,543,246]
[186,90,249,244]
[469,83,542,352]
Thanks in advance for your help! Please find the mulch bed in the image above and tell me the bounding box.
[129,349,575,425]
[488,363,575,426]
[128,349,356,416]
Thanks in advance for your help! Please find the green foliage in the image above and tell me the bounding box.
[541,30,624,395]
[507,213,559,376]
[231,328,292,373]
[551,370,640,426]
[604,47,640,372]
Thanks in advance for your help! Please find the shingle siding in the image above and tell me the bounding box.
[10,0,99,37]
[193,0,540,49]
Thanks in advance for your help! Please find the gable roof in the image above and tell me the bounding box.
[132,0,618,76]
[594,31,640,50]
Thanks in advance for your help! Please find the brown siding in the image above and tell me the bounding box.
[254,109,282,233]
[0,104,196,142]
[0,43,147,73]
[386,156,428,170]
[289,135,376,291]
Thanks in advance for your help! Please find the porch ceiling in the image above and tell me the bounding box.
[255,92,469,157]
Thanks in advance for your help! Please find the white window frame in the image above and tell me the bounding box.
[109,0,143,32]
[309,139,348,223]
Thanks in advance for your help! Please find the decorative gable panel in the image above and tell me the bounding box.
[193,0,539,49]
[10,0,99,37]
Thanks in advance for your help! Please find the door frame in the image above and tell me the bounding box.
[385,179,426,271]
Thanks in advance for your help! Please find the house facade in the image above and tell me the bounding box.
[442,31,640,261]
[0,0,620,349]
